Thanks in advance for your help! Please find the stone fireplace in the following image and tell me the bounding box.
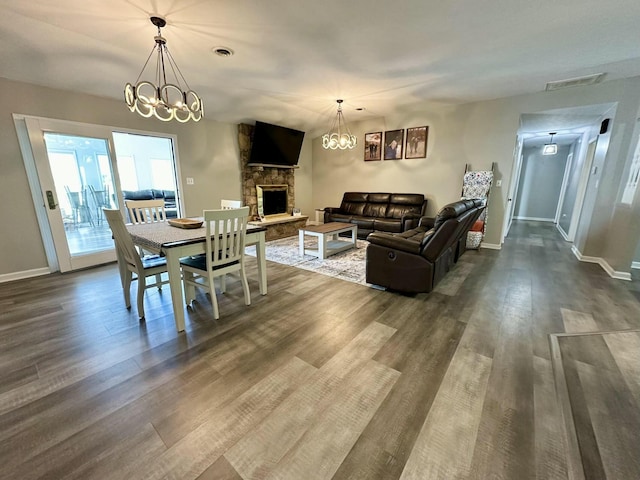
[238,123,308,240]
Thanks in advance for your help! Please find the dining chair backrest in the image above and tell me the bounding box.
[203,206,250,271]
[104,209,143,272]
[125,199,167,224]
[221,199,242,210]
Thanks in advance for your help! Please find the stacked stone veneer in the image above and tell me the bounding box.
[238,123,296,221]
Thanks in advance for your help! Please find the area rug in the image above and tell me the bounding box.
[245,235,370,286]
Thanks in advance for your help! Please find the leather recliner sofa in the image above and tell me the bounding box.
[365,198,486,293]
[122,189,178,218]
[324,192,427,239]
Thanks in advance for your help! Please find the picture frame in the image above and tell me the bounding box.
[364,132,382,161]
[404,126,428,159]
[383,129,404,160]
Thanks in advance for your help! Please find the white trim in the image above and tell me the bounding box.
[480,242,502,250]
[555,151,573,224]
[556,223,570,241]
[0,268,50,284]
[513,216,555,222]
[632,261,640,270]
[571,246,632,281]
[13,116,59,271]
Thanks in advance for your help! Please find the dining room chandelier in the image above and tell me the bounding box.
[124,16,203,123]
[322,99,357,150]
[542,132,558,155]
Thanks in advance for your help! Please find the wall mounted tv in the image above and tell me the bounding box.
[248,121,305,167]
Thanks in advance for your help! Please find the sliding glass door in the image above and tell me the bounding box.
[22,117,181,273]
[26,118,120,271]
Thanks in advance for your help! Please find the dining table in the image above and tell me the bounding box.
[124,220,267,332]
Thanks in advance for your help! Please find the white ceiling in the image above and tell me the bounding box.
[2,0,640,133]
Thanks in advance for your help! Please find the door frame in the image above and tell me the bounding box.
[501,135,524,242]
[14,113,183,273]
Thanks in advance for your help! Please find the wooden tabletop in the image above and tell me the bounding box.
[300,222,356,234]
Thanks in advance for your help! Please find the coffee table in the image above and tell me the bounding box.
[299,222,357,259]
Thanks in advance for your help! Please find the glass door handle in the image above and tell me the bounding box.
[46,190,58,210]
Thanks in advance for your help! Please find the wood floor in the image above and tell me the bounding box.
[1,220,638,479]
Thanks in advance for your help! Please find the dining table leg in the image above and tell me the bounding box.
[164,249,186,332]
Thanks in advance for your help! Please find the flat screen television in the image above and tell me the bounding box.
[248,121,305,167]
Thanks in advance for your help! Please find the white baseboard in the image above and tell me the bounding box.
[632,261,640,270]
[571,246,632,281]
[513,216,555,222]
[480,242,502,250]
[0,267,51,284]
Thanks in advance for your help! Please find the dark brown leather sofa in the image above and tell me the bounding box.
[122,189,178,218]
[365,198,486,293]
[324,192,427,239]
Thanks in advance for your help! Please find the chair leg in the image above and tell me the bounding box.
[208,273,220,320]
[183,270,196,305]
[137,277,146,320]
[220,274,227,293]
[123,270,133,309]
[240,265,251,306]
[156,273,162,290]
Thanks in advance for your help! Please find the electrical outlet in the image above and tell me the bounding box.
[186,177,194,185]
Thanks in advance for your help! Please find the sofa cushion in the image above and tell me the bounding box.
[340,192,368,216]
[386,194,425,219]
[363,202,388,218]
[434,201,473,229]
[374,218,402,233]
[351,216,374,230]
[122,189,153,201]
[327,212,353,223]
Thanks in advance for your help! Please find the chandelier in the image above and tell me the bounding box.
[124,16,203,123]
[542,132,558,155]
[322,99,357,150]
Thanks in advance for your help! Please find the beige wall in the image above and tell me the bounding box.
[2,74,639,278]
[0,77,312,277]
[312,76,640,271]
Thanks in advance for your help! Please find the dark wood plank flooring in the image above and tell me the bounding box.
[0,220,638,479]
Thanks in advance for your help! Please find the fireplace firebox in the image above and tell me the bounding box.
[256,185,288,219]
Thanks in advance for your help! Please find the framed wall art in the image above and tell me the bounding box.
[405,126,428,159]
[384,129,404,160]
[364,132,382,161]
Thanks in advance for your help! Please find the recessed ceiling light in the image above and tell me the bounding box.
[212,46,234,57]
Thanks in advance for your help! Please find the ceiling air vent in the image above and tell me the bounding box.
[545,73,606,91]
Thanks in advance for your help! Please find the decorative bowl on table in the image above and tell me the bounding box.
[168,218,203,229]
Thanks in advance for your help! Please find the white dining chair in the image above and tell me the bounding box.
[180,206,251,320]
[104,209,169,320]
[221,199,242,209]
[125,199,167,224]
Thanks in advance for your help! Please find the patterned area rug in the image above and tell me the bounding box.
[245,235,370,286]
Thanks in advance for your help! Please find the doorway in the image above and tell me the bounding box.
[502,104,615,247]
[16,115,181,273]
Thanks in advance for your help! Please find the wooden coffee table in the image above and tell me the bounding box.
[299,222,357,259]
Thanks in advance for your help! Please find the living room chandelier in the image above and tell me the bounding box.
[322,99,357,150]
[542,132,558,155]
[124,16,203,123]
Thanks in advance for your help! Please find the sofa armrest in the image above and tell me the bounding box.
[419,216,435,228]
[401,213,422,231]
[367,232,422,255]
[324,207,342,214]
